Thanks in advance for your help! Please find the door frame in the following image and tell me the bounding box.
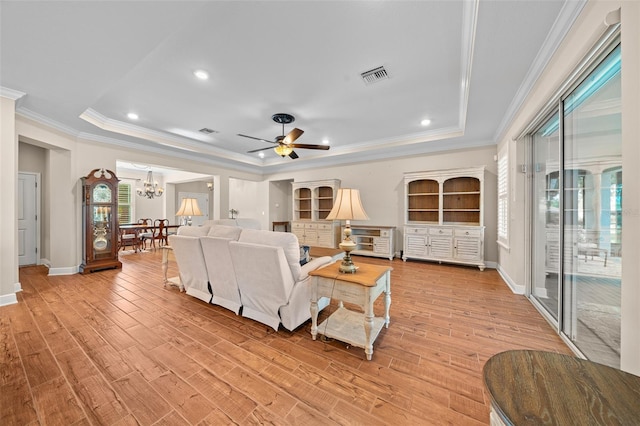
[18,171,41,266]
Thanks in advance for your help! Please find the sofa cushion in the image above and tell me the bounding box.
[237,229,302,280]
[235,218,261,230]
[207,225,242,240]
[176,225,210,237]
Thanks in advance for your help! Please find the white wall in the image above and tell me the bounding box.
[497,0,640,374]
[0,95,19,305]
[228,177,269,230]
[269,179,293,224]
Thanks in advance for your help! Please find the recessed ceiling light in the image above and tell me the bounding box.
[258,152,265,158]
[194,70,209,80]
[127,112,139,120]
[421,119,431,126]
[322,139,330,145]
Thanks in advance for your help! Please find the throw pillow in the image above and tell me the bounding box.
[300,245,310,265]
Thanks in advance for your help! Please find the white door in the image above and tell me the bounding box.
[18,173,38,266]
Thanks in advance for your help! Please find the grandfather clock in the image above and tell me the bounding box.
[80,168,122,273]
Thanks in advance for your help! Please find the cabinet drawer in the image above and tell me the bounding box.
[305,223,318,230]
[317,223,332,230]
[380,229,391,237]
[405,227,427,235]
[429,227,452,236]
[454,228,482,238]
[292,222,306,230]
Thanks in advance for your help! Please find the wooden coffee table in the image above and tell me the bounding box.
[309,262,392,360]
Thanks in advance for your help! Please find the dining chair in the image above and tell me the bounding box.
[152,219,170,248]
[138,218,153,250]
[119,229,140,252]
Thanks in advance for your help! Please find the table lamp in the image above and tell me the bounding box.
[176,198,202,226]
[325,188,369,273]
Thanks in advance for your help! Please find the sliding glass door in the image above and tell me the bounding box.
[530,43,621,368]
[531,113,560,321]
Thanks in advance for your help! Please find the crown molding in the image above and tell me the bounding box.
[0,86,26,101]
[17,107,81,137]
[458,0,479,131]
[76,131,263,176]
[493,0,587,142]
[80,108,263,167]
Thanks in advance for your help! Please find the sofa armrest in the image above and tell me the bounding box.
[299,256,334,280]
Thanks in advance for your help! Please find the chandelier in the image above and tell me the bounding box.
[136,171,164,198]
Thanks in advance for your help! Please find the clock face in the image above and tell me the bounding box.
[93,184,112,203]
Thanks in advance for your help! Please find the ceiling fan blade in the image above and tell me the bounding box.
[237,134,276,144]
[288,150,299,160]
[283,128,304,145]
[289,143,330,150]
[246,146,275,153]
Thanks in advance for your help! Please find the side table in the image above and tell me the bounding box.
[272,221,290,232]
[161,245,183,291]
[309,262,392,360]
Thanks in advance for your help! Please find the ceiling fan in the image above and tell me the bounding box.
[238,113,330,159]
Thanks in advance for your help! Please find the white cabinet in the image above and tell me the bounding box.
[292,179,341,248]
[403,225,485,270]
[403,167,485,270]
[347,226,395,260]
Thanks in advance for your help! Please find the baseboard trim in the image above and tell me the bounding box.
[0,292,18,306]
[47,265,79,276]
[496,263,525,294]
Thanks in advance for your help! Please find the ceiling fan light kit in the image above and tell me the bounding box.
[239,113,330,159]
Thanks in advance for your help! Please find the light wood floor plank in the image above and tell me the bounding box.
[0,249,571,424]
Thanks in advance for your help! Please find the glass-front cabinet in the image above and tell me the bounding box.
[80,168,122,273]
[403,167,485,270]
[291,179,341,248]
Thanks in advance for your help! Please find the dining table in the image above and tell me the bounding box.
[118,223,180,251]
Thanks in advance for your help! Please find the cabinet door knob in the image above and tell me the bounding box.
[439,230,443,234]
[465,231,469,235]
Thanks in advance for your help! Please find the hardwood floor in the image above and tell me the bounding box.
[2,250,571,425]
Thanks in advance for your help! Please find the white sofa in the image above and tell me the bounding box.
[229,229,332,331]
[169,225,211,302]
[202,218,262,230]
[200,225,243,314]
[169,224,333,331]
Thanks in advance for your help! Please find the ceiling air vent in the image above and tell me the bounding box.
[199,128,218,134]
[360,66,389,85]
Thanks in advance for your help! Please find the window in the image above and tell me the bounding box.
[118,183,132,224]
[497,143,509,247]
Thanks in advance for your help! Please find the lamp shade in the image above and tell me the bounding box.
[176,198,203,217]
[325,188,369,221]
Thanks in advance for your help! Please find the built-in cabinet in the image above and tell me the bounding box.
[403,167,486,270]
[346,225,395,260]
[292,179,341,248]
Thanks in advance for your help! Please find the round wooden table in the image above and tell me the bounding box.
[483,350,640,425]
